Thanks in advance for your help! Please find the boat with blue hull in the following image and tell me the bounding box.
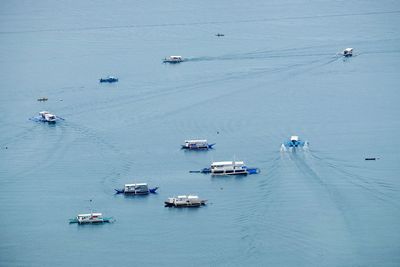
[165,195,207,207]
[115,183,158,195]
[193,161,260,176]
[281,135,308,149]
[181,139,215,150]
[99,76,118,83]
[30,111,64,123]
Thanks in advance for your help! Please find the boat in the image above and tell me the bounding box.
[164,195,207,207]
[37,97,48,101]
[39,111,57,123]
[181,139,215,150]
[342,48,353,57]
[215,33,225,37]
[209,161,249,176]
[99,76,118,83]
[163,56,184,63]
[69,212,113,224]
[281,135,308,149]
[115,183,158,195]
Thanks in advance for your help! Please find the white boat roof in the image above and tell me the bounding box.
[290,136,299,141]
[185,139,207,143]
[170,56,182,58]
[177,195,187,198]
[188,195,199,199]
[78,213,102,217]
[125,183,147,187]
[211,161,244,166]
[39,111,49,114]
[344,48,353,51]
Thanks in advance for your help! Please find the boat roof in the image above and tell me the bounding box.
[188,195,199,199]
[185,139,207,143]
[344,48,353,51]
[125,183,147,187]
[290,136,299,141]
[78,213,102,217]
[211,161,244,166]
[177,195,187,198]
[170,56,182,58]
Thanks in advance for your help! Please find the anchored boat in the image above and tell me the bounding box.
[197,161,260,176]
[115,183,158,195]
[69,213,113,224]
[99,76,118,83]
[163,56,184,63]
[38,111,58,123]
[165,195,207,207]
[181,139,215,150]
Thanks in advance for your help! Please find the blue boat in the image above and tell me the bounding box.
[193,161,260,176]
[115,183,158,195]
[282,135,308,149]
[99,76,118,83]
[181,139,215,150]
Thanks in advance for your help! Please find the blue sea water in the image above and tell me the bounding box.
[1,0,400,266]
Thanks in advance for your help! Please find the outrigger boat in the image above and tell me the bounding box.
[115,183,158,195]
[197,161,260,176]
[163,56,184,63]
[181,139,215,150]
[165,195,207,207]
[38,111,57,123]
[281,135,308,149]
[342,48,353,57]
[99,76,118,83]
[69,213,113,224]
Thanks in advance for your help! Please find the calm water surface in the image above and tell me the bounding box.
[1,0,400,266]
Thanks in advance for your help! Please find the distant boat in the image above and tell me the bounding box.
[39,111,57,123]
[163,56,184,63]
[196,160,260,175]
[165,195,207,207]
[69,213,113,224]
[37,97,48,101]
[342,48,353,57]
[99,76,118,83]
[181,139,215,150]
[215,33,225,37]
[282,135,307,148]
[115,183,158,195]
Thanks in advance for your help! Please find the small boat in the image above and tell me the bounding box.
[164,195,207,207]
[215,33,225,37]
[342,48,353,57]
[69,212,113,224]
[163,56,184,63]
[282,135,308,149]
[181,139,215,150]
[37,97,48,101]
[39,111,57,123]
[115,183,158,195]
[99,76,118,83]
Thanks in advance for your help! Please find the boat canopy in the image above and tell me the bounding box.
[170,56,182,59]
[185,139,207,143]
[78,213,102,217]
[211,161,245,167]
[344,48,353,52]
[125,183,147,187]
[290,136,299,141]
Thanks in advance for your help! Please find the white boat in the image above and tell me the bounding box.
[165,195,207,207]
[69,212,113,224]
[181,139,215,150]
[39,111,57,123]
[342,48,353,57]
[163,56,183,63]
[210,161,248,176]
[115,183,158,195]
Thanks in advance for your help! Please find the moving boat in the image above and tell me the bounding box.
[115,183,158,195]
[39,111,57,123]
[163,56,184,63]
[69,213,113,224]
[181,139,215,150]
[164,195,207,207]
[99,76,118,83]
[209,161,249,176]
[37,97,48,101]
[215,33,225,37]
[282,135,308,149]
[342,48,353,57]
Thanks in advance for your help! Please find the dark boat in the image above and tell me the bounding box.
[100,76,118,83]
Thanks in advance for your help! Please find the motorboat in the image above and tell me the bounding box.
[281,135,308,149]
[39,111,57,123]
[164,195,207,207]
[99,76,118,83]
[209,161,249,176]
[163,56,184,63]
[181,139,215,150]
[37,97,48,101]
[115,183,158,195]
[342,48,353,57]
[215,33,225,37]
[69,213,113,224]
